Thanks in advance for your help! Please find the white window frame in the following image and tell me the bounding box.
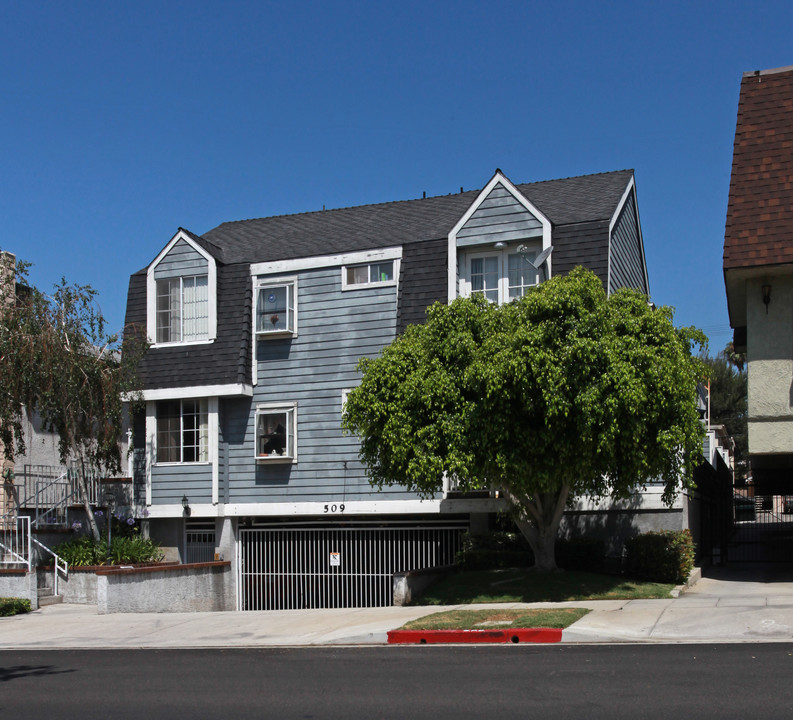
[155,274,210,344]
[146,230,217,347]
[254,277,298,337]
[255,402,297,463]
[341,259,399,290]
[155,398,210,465]
[459,243,541,304]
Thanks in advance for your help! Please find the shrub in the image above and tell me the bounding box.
[556,537,605,571]
[0,597,32,616]
[54,535,164,566]
[625,529,695,584]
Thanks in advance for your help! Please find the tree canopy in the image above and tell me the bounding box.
[342,267,706,570]
[0,250,146,540]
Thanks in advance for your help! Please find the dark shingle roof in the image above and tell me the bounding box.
[724,66,793,271]
[199,170,633,264]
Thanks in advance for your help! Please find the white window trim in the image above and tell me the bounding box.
[458,244,541,304]
[146,230,217,347]
[341,258,400,291]
[250,246,401,276]
[253,276,299,338]
[255,402,298,464]
[447,171,552,302]
[153,398,211,466]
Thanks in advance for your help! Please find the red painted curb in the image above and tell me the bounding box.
[387,628,562,644]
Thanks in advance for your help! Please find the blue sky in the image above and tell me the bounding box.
[3,1,793,350]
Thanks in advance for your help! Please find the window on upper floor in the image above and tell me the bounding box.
[156,398,209,464]
[156,275,209,344]
[342,260,396,290]
[255,279,297,336]
[255,404,297,462]
[461,246,539,305]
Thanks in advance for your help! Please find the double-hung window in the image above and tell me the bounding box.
[255,404,297,461]
[255,280,296,335]
[156,399,209,463]
[156,275,209,343]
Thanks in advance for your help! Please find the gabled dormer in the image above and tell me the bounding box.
[447,170,553,303]
[146,229,218,347]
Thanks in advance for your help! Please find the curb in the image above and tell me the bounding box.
[387,628,562,645]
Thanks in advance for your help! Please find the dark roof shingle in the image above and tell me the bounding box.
[724,66,793,270]
[200,170,633,264]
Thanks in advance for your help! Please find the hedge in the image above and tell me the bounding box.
[625,529,695,584]
[0,597,32,617]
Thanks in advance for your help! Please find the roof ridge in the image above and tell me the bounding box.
[207,169,633,232]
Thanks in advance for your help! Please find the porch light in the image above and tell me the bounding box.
[182,495,191,517]
[762,284,771,314]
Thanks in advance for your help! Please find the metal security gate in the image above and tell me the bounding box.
[727,492,793,562]
[238,524,466,610]
[185,520,217,563]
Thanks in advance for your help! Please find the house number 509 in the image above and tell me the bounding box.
[323,504,345,513]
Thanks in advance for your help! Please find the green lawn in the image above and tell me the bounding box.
[413,568,675,605]
[400,607,590,631]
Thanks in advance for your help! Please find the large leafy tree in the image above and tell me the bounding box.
[0,251,146,541]
[343,267,706,571]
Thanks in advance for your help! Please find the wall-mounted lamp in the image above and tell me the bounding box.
[762,284,771,314]
[493,241,507,249]
[182,494,191,517]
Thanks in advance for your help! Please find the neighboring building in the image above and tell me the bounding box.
[724,65,793,495]
[126,168,652,609]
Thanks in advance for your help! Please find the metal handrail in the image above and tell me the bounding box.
[31,537,68,596]
[0,513,31,570]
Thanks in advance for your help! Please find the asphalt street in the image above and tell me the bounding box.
[2,645,793,720]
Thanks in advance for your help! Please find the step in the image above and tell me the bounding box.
[37,594,63,606]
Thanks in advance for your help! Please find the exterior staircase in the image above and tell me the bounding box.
[0,464,99,601]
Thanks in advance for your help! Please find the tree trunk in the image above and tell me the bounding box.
[78,456,101,543]
[505,484,570,572]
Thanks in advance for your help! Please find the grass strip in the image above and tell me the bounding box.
[415,568,675,605]
[400,607,590,631]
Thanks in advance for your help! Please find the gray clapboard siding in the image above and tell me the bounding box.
[153,239,209,280]
[151,463,213,504]
[227,265,416,504]
[608,191,648,293]
[456,183,543,248]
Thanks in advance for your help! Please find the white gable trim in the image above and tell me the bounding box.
[607,175,650,295]
[146,229,218,344]
[447,171,552,302]
[250,246,402,277]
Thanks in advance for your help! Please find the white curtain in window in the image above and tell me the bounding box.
[182,275,209,341]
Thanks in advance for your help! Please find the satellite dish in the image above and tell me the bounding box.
[517,245,553,281]
[533,245,553,269]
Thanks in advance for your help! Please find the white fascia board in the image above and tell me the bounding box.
[143,497,506,518]
[146,229,218,343]
[133,384,253,401]
[447,171,552,302]
[607,175,650,295]
[250,246,402,277]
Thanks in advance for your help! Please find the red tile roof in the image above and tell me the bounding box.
[724,66,793,271]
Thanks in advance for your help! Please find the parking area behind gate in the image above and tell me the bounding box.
[237,523,466,610]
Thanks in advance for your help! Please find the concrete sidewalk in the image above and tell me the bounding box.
[2,568,793,648]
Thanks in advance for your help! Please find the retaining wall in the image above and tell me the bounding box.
[0,569,37,610]
[95,561,233,614]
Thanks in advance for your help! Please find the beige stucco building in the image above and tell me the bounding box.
[724,65,793,492]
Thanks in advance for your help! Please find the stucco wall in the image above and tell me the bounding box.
[746,275,793,455]
[96,561,233,613]
[0,570,37,609]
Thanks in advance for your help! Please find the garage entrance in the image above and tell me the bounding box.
[237,522,466,610]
